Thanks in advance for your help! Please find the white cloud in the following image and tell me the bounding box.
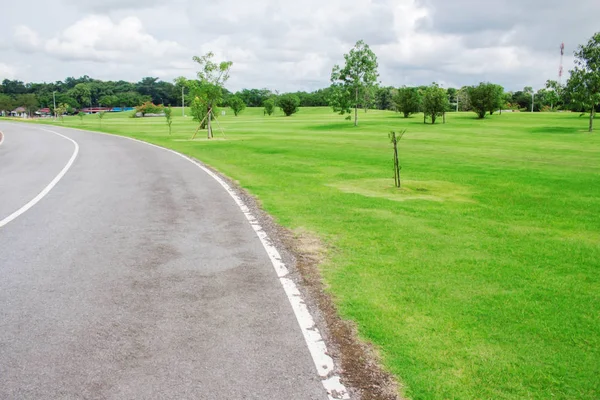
[0,63,17,80]
[14,26,41,52]
[2,0,599,90]
[15,15,188,63]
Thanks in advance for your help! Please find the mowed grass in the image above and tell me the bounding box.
[15,108,600,399]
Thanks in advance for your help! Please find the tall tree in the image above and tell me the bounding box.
[15,93,39,116]
[422,83,448,124]
[191,52,232,139]
[330,40,379,126]
[69,83,91,108]
[0,94,14,114]
[566,32,600,132]
[394,87,421,117]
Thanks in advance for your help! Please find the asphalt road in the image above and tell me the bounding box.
[0,123,330,399]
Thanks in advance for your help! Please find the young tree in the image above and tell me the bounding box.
[422,83,449,124]
[191,52,233,138]
[330,40,379,126]
[98,111,106,127]
[394,87,421,118]
[263,98,275,116]
[566,32,600,132]
[164,107,173,134]
[467,82,504,119]
[228,95,246,116]
[55,103,68,122]
[78,111,85,124]
[278,94,300,116]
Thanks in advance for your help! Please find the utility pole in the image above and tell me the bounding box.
[53,91,57,121]
[182,86,185,117]
[456,93,459,112]
[531,92,534,113]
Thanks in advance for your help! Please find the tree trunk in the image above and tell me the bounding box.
[354,88,358,127]
[423,113,426,124]
[431,113,436,124]
[590,107,594,132]
[443,112,446,124]
[207,108,213,139]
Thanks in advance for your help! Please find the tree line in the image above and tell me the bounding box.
[1,32,599,131]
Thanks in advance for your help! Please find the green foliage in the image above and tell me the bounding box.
[566,31,600,131]
[228,95,246,116]
[263,98,275,116]
[69,83,92,107]
[0,93,14,113]
[97,111,107,127]
[277,94,300,116]
[422,83,449,124]
[394,86,422,117]
[328,83,353,117]
[375,86,396,110]
[190,96,209,129]
[77,111,85,124]
[55,103,68,122]
[164,107,173,134]
[134,101,164,116]
[191,52,232,138]
[467,82,505,118]
[14,93,39,116]
[99,95,118,108]
[330,40,379,125]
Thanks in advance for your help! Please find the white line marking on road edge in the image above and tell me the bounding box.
[0,130,4,147]
[0,128,79,228]
[30,124,350,400]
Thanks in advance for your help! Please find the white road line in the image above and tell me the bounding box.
[0,128,79,228]
[0,130,4,147]
[27,124,350,400]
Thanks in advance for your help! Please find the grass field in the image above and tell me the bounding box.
[11,108,600,399]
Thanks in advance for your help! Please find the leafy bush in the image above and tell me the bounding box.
[263,98,275,116]
[134,101,164,116]
[228,95,246,116]
[277,94,300,116]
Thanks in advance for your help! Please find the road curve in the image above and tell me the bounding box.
[0,123,331,399]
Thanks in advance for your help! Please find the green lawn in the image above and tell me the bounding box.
[14,108,600,399]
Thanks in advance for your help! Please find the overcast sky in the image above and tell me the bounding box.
[1,0,598,92]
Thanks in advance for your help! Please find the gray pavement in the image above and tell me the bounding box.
[0,123,328,399]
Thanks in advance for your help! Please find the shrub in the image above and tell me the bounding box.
[134,101,164,116]
[277,94,300,116]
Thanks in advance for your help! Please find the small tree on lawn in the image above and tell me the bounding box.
[55,103,68,122]
[566,32,600,132]
[98,111,106,127]
[278,94,300,116]
[388,130,405,188]
[422,83,449,124]
[394,87,421,117]
[78,111,85,124]
[263,98,275,115]
[164,107,173,134]
[191,52,233,138]
[229,96,246,116]
[467,83,505,119]
[330,40,379,126]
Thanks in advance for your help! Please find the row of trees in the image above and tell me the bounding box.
[326,34,600,129]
